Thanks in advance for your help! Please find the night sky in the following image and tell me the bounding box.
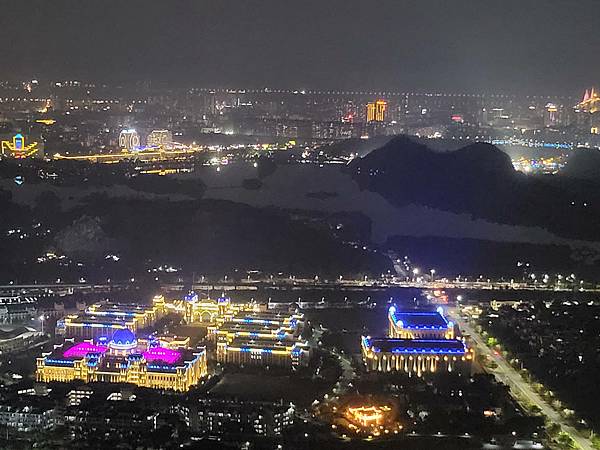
[0,0,598,94]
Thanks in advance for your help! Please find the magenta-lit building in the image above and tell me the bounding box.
[37,329,207,391]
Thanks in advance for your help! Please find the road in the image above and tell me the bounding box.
[451,308,593,450]
[0,277,597,299]
[309,327,356,397]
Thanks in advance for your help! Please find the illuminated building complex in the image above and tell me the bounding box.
[361,307,472,376]
[164,292,252,325]
[366,100,387,122]
[146,129,173,148]
[39,293,311,390]
[1,133,44,159]
[36,329,207,392]
[388,306,455,339]
[118,129,140,151]
[213,311,310,369]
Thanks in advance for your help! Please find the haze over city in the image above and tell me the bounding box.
[0,2,600,450]
[2,0,600,94]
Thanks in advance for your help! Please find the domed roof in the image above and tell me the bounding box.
[111,328,137,346]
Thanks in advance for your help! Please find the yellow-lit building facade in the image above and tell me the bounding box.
[58,295,167,339]
[366,100,387,122]
[213,310,310,368]
[164,293,252,325]
[36,329,207,392]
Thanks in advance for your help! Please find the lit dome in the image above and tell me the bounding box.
[112,328,136,345]
[109,329,138,354]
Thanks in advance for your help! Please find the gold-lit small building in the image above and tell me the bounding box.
[1,133,44,159]
[333,398,403,438]
[346,405,391,428]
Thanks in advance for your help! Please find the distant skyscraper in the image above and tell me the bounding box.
[118,129,140,151]
[146,129,173,147]
[544,103,559,127]
[366,100,387,122]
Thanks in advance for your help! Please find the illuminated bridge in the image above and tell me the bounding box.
[53,145,202,163]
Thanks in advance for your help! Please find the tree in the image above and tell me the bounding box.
[557,431,576,449]
[546,422,561,438]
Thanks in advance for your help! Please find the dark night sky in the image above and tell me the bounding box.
[0,0,598,94]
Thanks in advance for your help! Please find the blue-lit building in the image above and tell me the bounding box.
[361,336,472,376]
[362,307,473,377]
[388,306,455,339]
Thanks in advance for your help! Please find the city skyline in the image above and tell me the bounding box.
[1,2,600,448]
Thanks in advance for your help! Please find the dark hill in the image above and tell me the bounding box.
[348,136,600,241]
[562,148,600,180]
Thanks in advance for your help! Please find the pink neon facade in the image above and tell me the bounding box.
[142,346,182,364]
[63,342,108,358]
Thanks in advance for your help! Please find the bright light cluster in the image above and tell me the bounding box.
[142,346,182,364]
[63,342,107,358]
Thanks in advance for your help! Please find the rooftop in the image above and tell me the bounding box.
[217,322,291,334]
[65,314,131,327]
[226,337,308,352]
[389,307,449,330]
[43,341,200,372]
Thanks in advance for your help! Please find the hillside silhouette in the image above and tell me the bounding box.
[348,136,600,241]
[562,148,600,180]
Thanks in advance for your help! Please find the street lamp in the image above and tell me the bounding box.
[412,268,419,282]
